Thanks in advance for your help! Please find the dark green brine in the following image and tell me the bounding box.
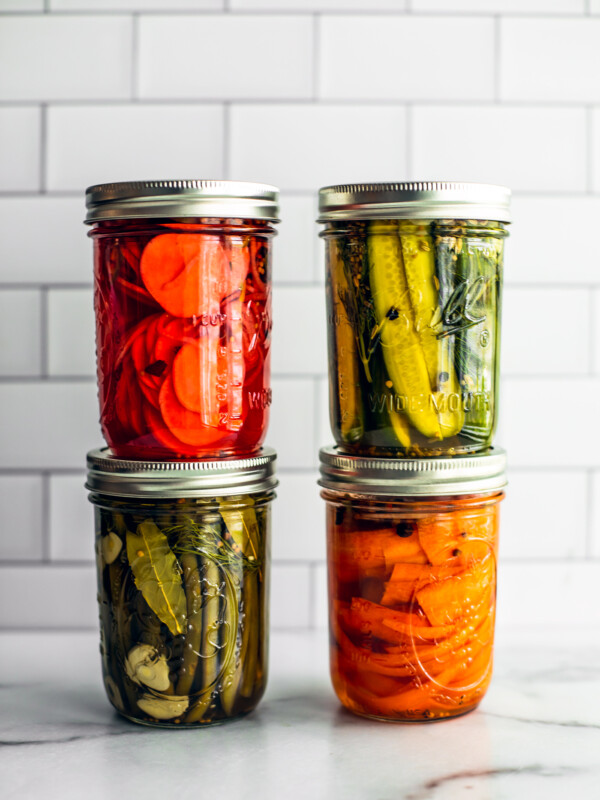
[92,492,271,727]
[323,219,506,456]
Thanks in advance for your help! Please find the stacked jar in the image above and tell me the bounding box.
[317,182,511,722]
[84,181,279,727]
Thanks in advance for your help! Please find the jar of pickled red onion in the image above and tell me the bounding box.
[319,446,506,722]
[85,180,279,460]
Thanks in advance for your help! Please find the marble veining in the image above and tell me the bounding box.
[1,628,599,800]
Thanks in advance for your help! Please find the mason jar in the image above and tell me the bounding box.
[86,447,277,728]
[318,182,510,456]
[319,446,506,722]
[86,180,279,460]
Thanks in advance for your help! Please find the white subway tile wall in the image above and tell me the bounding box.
[0,4,598,632]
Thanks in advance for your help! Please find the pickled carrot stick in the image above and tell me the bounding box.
[334,529,428,583]
[335,617,417,678]
[416,556,494,626]
[378,604,493,665]
[335,646,417,681]
[380,561,466,607]
[417,509,496,565]
[349,597,454,641]
[381,617,455,641]
[346,679,468,718]
[381,533,429,567]
[346,636,493,716]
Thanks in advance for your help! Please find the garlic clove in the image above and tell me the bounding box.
[125,644,171,691]
[137,694,189,720]
[102,531,123,565]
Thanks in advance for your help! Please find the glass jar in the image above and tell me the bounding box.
[86,447,277,728]
[318,183,510,457]
[319,446,506,722]
[85,180,279,460]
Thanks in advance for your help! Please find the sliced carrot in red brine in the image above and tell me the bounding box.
[171,336,220,425]
[159,374,228,448]
[140,234,225,318]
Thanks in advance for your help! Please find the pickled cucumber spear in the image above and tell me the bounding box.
[328,242,365,444]
[368,225,441,440]
[398,222,464,439]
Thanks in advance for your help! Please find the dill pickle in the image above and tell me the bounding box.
[176,553,203,697]
[367,222,441,440]
[399,222,464,439]
[218,504,247,715]
[327,239,365,443]
[322,209,507,455]
[453,244,502,445]
[185,557,221,723]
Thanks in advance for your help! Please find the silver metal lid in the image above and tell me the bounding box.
[85,180,280,223]
[86,447,278,498]
[318,447,507,496]
[317,181,511,223]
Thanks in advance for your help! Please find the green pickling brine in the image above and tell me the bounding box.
[86,448,276,728]
[319,182,510,457]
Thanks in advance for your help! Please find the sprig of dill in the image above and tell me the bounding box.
[166,518,261,572]
[338,222,380,384]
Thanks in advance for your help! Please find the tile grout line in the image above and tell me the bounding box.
[312,13,320,102]
[41,470,51,563]
[589,285,596,376]
[223,102,231,179]
[585,469,594,558]
[494,15,501,103]
[308,562,316,629]
[405,103,412,180]
[0,98,597,109]
[131,13,140,101]
[587,105,594,193]
[40,286,49,378]
[313,374,324,457]
[39,103,47,194]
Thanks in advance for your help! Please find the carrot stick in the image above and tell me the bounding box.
[416,555,495,626]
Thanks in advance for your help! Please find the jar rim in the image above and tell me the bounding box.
[86,447,278,498]
[318,446,507,496]
[85,179,280,224]
[317,181,511,223]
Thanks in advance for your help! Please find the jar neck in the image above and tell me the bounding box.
[88,489,276,512]
[320,219,508,239]
[88,218,277,239]
[320,488,505,514]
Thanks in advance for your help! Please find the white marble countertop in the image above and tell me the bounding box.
[1,627,599,800]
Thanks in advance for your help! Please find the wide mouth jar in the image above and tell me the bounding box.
[86,180,279,460]
[318,182,510,457]
[87,447,277,728]
[319,446,506,722]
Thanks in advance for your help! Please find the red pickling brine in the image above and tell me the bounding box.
[86,181,279,459]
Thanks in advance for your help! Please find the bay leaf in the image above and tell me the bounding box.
[126,520,187,636]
